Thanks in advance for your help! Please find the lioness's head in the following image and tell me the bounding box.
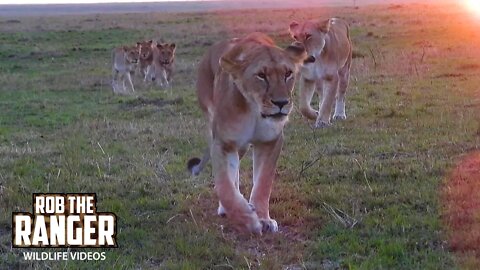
[155,43,176,65]
[137,40,153,61]
[289,19,332,63]
[123,45,140,64]
[220,33,306,120]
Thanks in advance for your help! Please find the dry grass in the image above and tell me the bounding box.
[0,2,479,269]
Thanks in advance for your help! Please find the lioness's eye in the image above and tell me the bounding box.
[305,34,312,40]
[257,72,267,80]
[293,35,298,40]
[285,70,293,80]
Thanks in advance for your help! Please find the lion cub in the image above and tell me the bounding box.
[111,45,140,94]
[148,43,176,88]
[136,40,155,82]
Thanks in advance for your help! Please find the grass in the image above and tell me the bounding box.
[1,2,480,269]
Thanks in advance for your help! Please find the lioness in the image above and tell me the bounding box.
[149,43,176,88]
[137,40,155,81]
[188,33,306,234]
[112,45,140,94]
[289,18,352,128]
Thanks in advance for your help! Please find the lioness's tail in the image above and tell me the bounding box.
[187,147,210,176]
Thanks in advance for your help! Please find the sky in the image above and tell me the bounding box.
[1,0,199,4]
[0,0,461,6]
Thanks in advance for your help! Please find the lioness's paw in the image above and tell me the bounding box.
[217,203,226,217]
[333,114,347,121]
[260,218,278,233]
[314,121,331,129]
[230,204,262,235]
[245,217,262,235]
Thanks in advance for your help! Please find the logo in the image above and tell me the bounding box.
[12,193,117,248]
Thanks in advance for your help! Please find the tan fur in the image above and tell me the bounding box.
[136,40,154,82]
[111,45,140,94]
[289,18,352,128]
[189,32,306,234]
[148,43,176,88]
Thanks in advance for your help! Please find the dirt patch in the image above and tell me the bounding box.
[178,184,316,268]
[442,152,480,264]
[387,4,403,10]
[352,50,366,59]
[434,73,464,79]
[458,64,480,71]
[121,97,183,109]
[3,19,21,24]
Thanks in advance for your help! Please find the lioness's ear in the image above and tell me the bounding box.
[123,46,129,51]
[136,42,141,47]
[285,41,307,64]
[156,43,164,49]
[289,21,299,33]
[219,46,245,76]
[170,43,176,51]
[317,18,332,33]
[147,40,153,44]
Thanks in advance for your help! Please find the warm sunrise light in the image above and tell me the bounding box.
[464,0,480,16]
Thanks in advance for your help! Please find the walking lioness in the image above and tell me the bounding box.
[289,18,352,128]
[112,45,140,94]
[188,33,306,234]
[149,43,176,88]
[137,40,154,81]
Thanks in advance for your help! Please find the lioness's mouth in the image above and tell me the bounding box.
[261,112,288,119]
[160,60,170,65]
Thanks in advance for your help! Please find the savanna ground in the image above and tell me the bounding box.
[1,2,480,269]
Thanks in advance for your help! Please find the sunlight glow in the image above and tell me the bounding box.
[464,0,480,17]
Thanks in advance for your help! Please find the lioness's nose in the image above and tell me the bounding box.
[152,77,156,81]
[304,55,316,63]
[272,99,289,109]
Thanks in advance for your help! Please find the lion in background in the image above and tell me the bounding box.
[147,43,176,88]
[289,18,352,128]
[111,45,140,94]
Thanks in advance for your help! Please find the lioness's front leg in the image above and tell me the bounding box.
[217,144,249,217]
[112,69,120,94]
[161,69,170,88]
[249,135,283,233]
[211,141,262,234]
[298,78,318,120]
[316,74,339,128]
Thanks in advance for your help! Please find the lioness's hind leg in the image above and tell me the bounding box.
[334,60,351,121]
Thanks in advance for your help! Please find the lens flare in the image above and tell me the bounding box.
[464,0,480,17]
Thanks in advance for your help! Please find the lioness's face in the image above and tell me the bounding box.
[289,20,330,63]
[137,40,153,60]
[155,43,176,65]
[225,47,300,120]
[124,46,140,64]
